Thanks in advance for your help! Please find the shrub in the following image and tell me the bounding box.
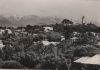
[2,60,27,69]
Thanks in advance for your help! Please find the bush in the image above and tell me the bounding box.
[47,32,61,42]
[2,60,27,69]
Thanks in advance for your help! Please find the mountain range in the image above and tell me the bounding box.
[0,15,99,27]
[0,15,62,27]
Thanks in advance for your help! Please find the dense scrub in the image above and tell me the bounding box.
[0,19,100,69]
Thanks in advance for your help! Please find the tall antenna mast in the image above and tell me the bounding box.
[82,16,85,24]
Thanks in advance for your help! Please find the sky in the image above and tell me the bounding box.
[0,0,100,23]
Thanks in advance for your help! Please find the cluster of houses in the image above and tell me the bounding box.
[0,29,13,35]
[0,29,13,49]
[70,31,100,41]
[1,25,100,48]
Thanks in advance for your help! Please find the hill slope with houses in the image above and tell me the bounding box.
[0,16,100,69]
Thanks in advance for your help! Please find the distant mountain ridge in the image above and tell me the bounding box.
[0,15,99,27]
[0,15,62,27]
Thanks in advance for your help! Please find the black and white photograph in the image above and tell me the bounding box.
[0,0,100,70]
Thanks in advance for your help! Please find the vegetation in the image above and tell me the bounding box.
[0,18,100,70]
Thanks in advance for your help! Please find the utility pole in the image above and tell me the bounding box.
[66,59,71,70]
[82,16,85,24]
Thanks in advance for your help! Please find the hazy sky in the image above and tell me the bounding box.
[0,0,100,23]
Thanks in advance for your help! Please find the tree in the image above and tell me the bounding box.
[74,45,98,57]
[2,45,14,60]
[62,19,73,25]
[47,32,61,42]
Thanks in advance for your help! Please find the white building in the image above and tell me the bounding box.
[6,29,12,34]
[61,36,65,41]
[43,27,53,32]
[71,37,78,41]
[0,40,5,49]
[73,32,80,36]
[42,40,60,46]
[0,29,5,35]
